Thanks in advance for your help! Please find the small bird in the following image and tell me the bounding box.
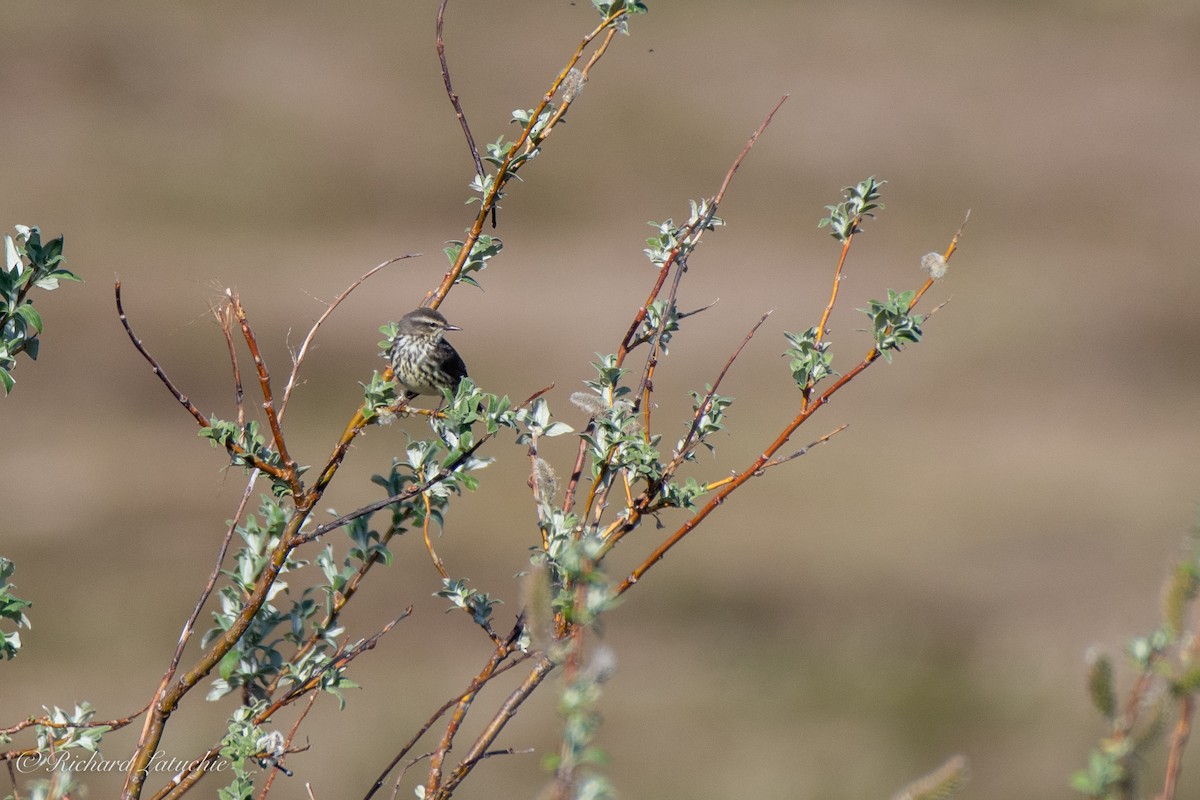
[389,307,469,402]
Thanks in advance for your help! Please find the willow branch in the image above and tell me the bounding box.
[615,218,965,595]
[425,8,632,309]
[295,383,554,545]
[434,655,557,799]
[361,653,530,800]
[436,0,484,180]
[668,310,771,472]
[230,292,301,495]
[115,282,292,486]
[1158,693,1195,800]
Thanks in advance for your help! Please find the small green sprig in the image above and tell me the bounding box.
[34,703,108,755]
[1,225,80,395]
[437,578,500,627]
[644,199,724,269]
[217,703,267,800]
[0,557,32,661]
[818,177,885,243]
[682,386,733,458]
[199,419,297,496]
[443,235,503,289]
[783,326,836,390]
[592,0,648,31]
[860,289,924,361]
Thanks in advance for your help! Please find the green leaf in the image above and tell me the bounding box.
[15,303,43,334]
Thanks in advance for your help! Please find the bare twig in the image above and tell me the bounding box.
[115,282,293,486]
[435,0,484,180]
[257,691,319,800]
[230,292,301,496]
[212,299,246,426]
[422,492,450,580]
[361,653,530,800]
[281,254,418,418]
[1158,694,1194,800]
[434,655,556,799]
[116,281,210,429]
[424,645,514,796]
[389,752,434,800]
[6,760,19,800]
[669,310,772,470]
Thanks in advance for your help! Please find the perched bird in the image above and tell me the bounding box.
[389,307,469,402]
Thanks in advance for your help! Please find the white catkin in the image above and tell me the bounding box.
[921,251,948,280]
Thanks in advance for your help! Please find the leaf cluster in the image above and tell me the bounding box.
[0,557,32,661]
[0,225,80,394]
[818,176,885,243]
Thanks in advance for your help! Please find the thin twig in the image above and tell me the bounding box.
[281,255,418,418]
[422,493,449,580]
[425,7,633,309]
[6,760,20,800]
[212,299,246,426]
[1158,694,1195,800]
[424,644,515,796]
[435,655,556,799]
[615,95,788,365]
[116,281,210,429]
[390,752,434,800]
[436,0,484,180]
[669,310,772,471]
[361,653,530,800]
[910,209,970,309]
[560,417,595,517]
[757,423,848,470]
[115,281,294,485]
[230,292,301,495]
[257,691,319,800]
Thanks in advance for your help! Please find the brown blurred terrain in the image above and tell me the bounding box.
[3,1,1200,798]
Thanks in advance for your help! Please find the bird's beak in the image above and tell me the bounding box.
[445,324,462,332]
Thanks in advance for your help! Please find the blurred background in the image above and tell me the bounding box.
[3,1,1200,797]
